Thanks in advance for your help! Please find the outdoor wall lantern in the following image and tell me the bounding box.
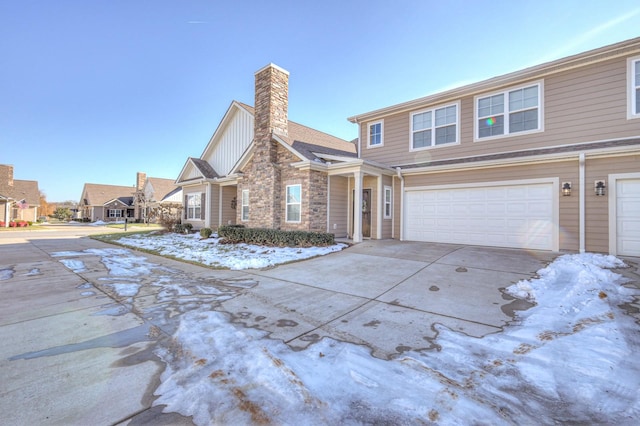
[595,180,606,196]
[562,182,572,196]
[231,197,237,210]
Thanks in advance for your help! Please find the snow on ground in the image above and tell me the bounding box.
[52,234,640,423]
[152,253,640,425]
[116,232,347,270]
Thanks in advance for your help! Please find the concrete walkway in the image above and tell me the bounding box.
[0,226,558,425]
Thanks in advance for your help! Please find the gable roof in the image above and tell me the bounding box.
[145,177,181,202]
[81,183,136,206]
[348,36,640,122]
[237,102,356,158]
[3,180,40,205]
[178,100,356,183]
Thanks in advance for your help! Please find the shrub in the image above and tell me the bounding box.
[218,226,335,247]
[200,227,213,238]
[174,223,193,234]
[159,215,180,232]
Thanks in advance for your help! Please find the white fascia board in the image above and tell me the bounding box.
[229,143,255,175]
[272,134,306,160]
[311,153,360,162]
[199,101,249,159]
[290,160,328,172]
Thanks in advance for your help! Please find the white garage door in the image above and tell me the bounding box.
[404,181,556,250]
[616,178,640,256]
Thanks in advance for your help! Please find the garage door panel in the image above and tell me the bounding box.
[405,182,555,250]
[617,178,640,256]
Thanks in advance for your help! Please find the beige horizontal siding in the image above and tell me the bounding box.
[361,56,640,167]
[329,176,349,237]
[585,154,640,252]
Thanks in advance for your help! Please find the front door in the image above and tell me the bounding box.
[353,189,372,238]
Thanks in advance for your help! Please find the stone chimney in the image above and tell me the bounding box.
[244,64,290,228]
[254,63,289,142]
[0,164,14,195]
[136,172,146,191]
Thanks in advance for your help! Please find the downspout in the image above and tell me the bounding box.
[206,181,212,229]
[218,185,223,228]
[396,167,404,241]
[579,153,586,253]
[355,118,361,159]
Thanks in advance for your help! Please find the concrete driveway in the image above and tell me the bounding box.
[0,226,557,425]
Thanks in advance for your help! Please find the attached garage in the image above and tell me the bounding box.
[611,176,640,256]
[403,179,558,251]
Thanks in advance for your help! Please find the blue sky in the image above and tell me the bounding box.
[2,1,639,202]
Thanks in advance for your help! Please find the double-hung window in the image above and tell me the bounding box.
[109,209,122,218]
[286,185,301,223]
[241,190,249,221]
[629,56,640,119]
[476,82,542,139]
[368,121,383,147]
[384,186,392,219]
[411,103,458,149]
[186,194,201,220]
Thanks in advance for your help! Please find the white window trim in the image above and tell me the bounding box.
[285,184,302,223]
[108,209,122,218]
[409,102,460,151]
[628,56,640,120]
[367,120,384,148]
[186,193,201,220]
[474,80,544,141]
[241,189,249,222]
[384,186,392,219]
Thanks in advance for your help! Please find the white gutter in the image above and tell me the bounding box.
[396,167,404,241]
[579,153,586,253]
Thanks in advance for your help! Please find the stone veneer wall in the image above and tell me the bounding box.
[237,64,328,233]
[242,64,289,229]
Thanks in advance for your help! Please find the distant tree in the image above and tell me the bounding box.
[53,207,72,221]
[39,191,54,216]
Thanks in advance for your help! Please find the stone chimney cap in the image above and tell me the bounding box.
[255,63,289,76]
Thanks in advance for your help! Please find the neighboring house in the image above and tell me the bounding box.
[133,172,183,222]
[0,164,40,227]
[78,183,135,222]
[176,63,373,238]
[348,37,640,256]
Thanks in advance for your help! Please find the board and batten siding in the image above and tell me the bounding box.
[203,107,254,177]
[360,56,640,167]
[402,160,580,251]
[328,176,349,237]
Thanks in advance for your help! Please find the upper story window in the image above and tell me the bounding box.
[241,189,249,221]
[629,56,640,119]
[411,103,458,150]
[475,82,542,140]
[368,121,384,147]
[186,193,201,220]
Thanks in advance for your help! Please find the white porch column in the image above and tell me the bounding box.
[353,170,363,243]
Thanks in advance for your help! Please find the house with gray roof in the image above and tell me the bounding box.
[0,164,40,227]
